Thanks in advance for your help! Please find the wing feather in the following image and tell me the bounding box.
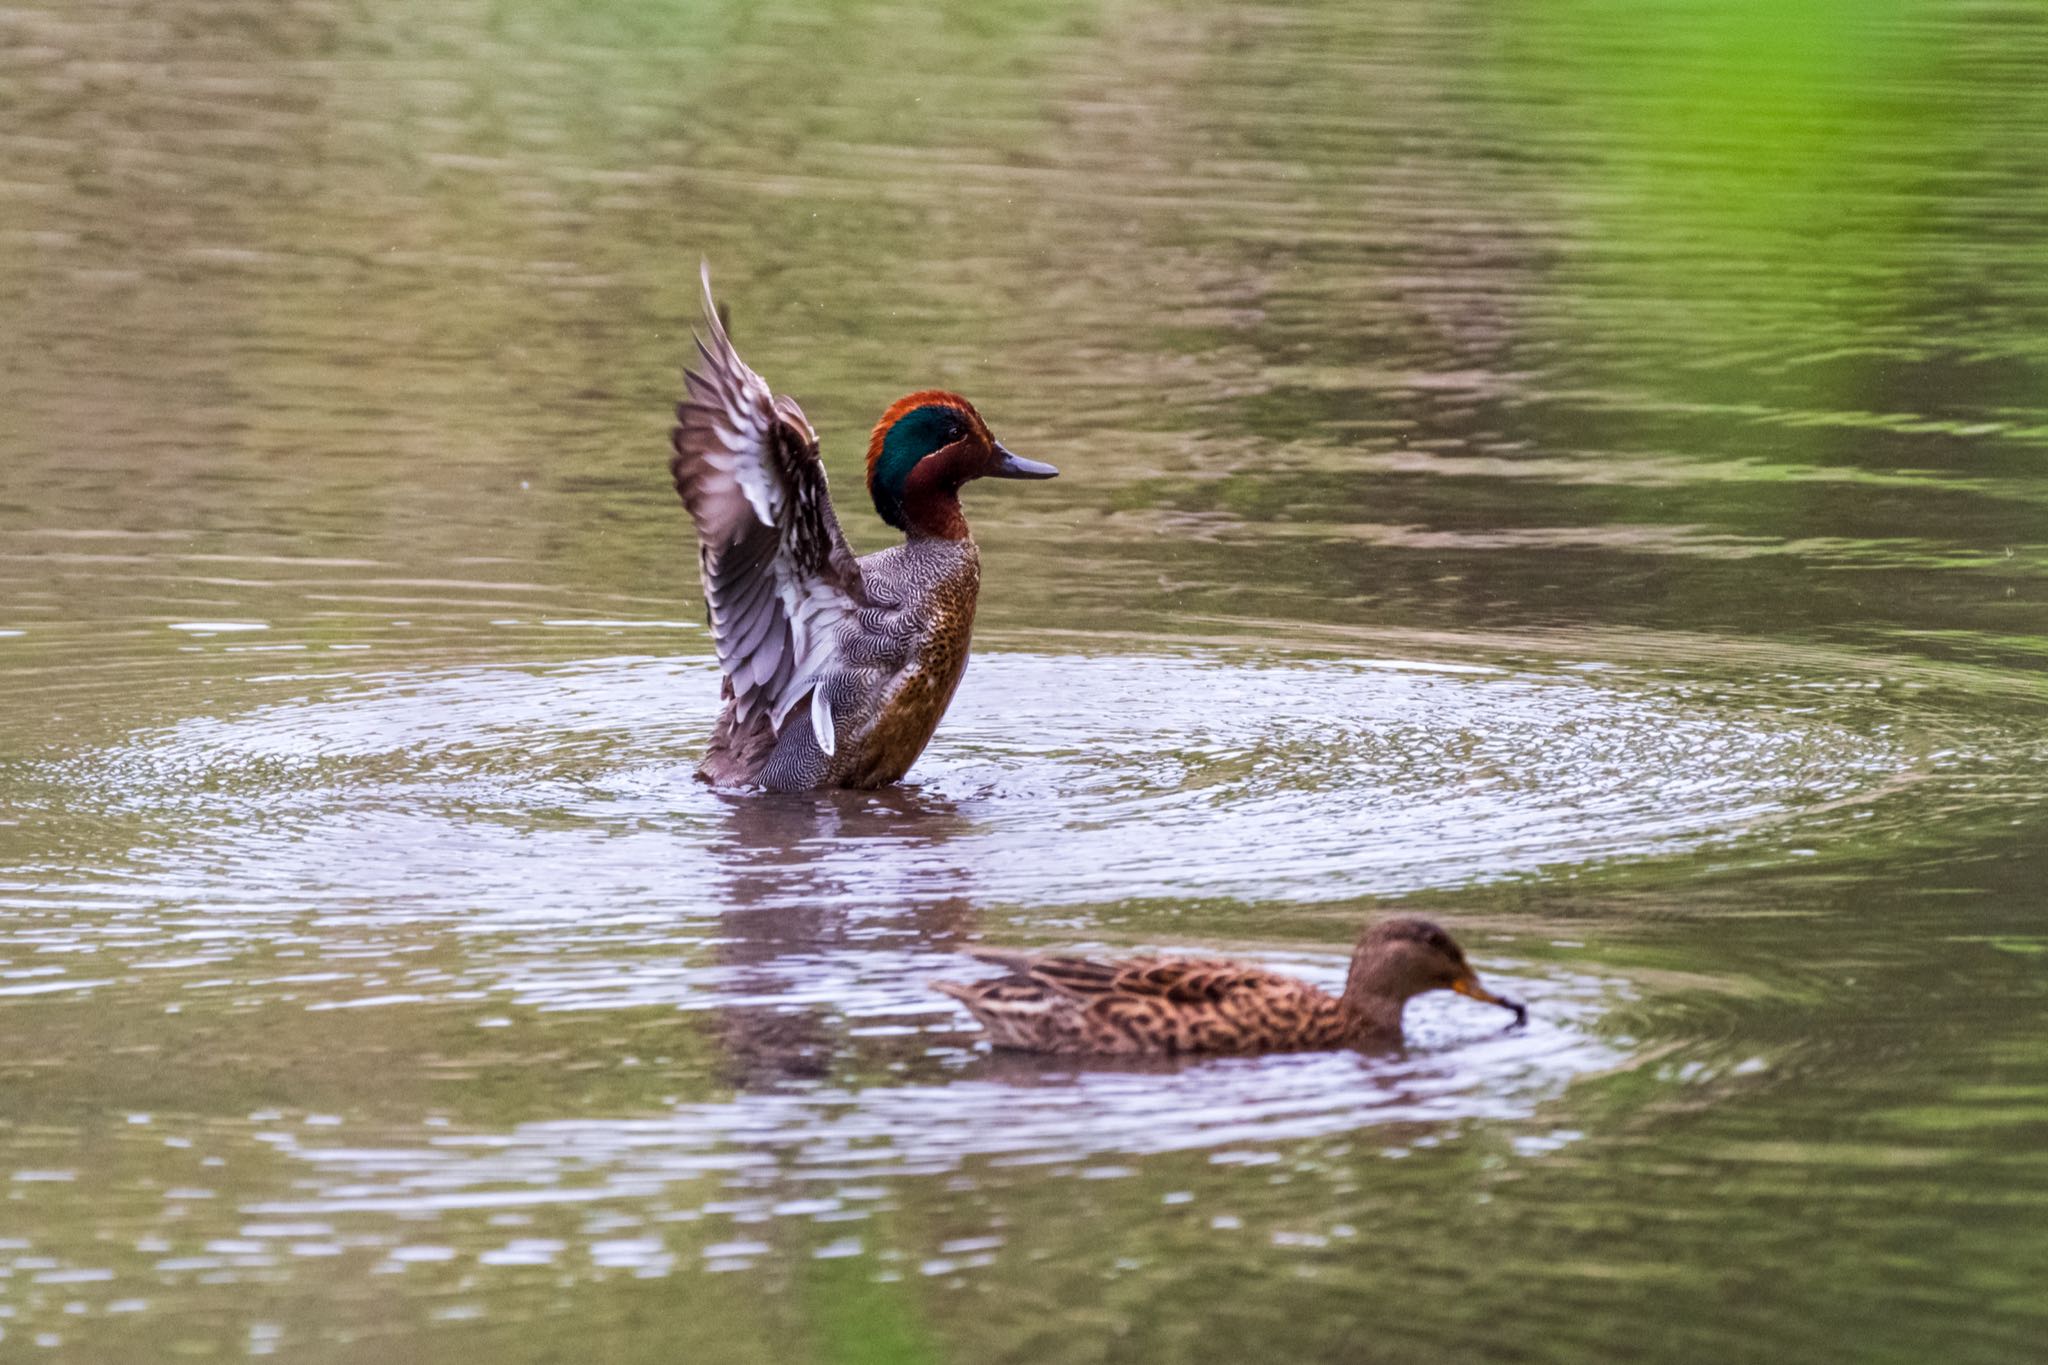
[966,950,1288,1007]
[671,263,866,749]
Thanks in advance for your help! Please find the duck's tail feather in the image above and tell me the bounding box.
[930,979,978,1005]
[963,947,1043,977]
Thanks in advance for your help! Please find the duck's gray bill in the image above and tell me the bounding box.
[990,444,1059,479]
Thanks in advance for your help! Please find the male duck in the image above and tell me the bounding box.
[670,266,1057,791]
[933,917,1527,1056]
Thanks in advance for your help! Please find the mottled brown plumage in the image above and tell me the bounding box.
[933,917,1526,1055]
[669,265,1057,791]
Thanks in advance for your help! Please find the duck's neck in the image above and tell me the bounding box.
[1336,957,1410,1043]
[899,448,976,541]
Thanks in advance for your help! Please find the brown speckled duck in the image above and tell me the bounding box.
[670,265,1058,791]
[933,917,1526,1056]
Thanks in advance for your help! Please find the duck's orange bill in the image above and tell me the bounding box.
[1453,973,1529,1027]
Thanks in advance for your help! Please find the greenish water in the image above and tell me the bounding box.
[4,0,2048,1359]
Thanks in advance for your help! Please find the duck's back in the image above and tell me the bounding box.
[934,953,1352,1056]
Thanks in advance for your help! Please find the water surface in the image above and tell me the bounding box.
[4,0,2048,1360]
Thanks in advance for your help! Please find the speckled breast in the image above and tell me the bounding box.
[838,551,982,788]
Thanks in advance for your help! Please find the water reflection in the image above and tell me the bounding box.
[705,788,981,1086]
[704,785,983,922]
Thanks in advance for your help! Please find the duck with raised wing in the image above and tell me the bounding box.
[670,266,1058,791]
[933,917,1526,1056]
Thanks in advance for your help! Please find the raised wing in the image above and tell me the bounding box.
[671,264,865,754]
[967,949,1284,1006]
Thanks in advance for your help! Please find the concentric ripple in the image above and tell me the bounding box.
[52,647,1927,922]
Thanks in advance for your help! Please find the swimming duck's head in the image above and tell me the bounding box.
[1351,917,1527,1024]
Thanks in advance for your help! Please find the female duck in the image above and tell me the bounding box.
[671,266,1057,791]
[933,917,1526,1055]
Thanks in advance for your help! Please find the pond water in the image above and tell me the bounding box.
[4,0,2048,1360]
